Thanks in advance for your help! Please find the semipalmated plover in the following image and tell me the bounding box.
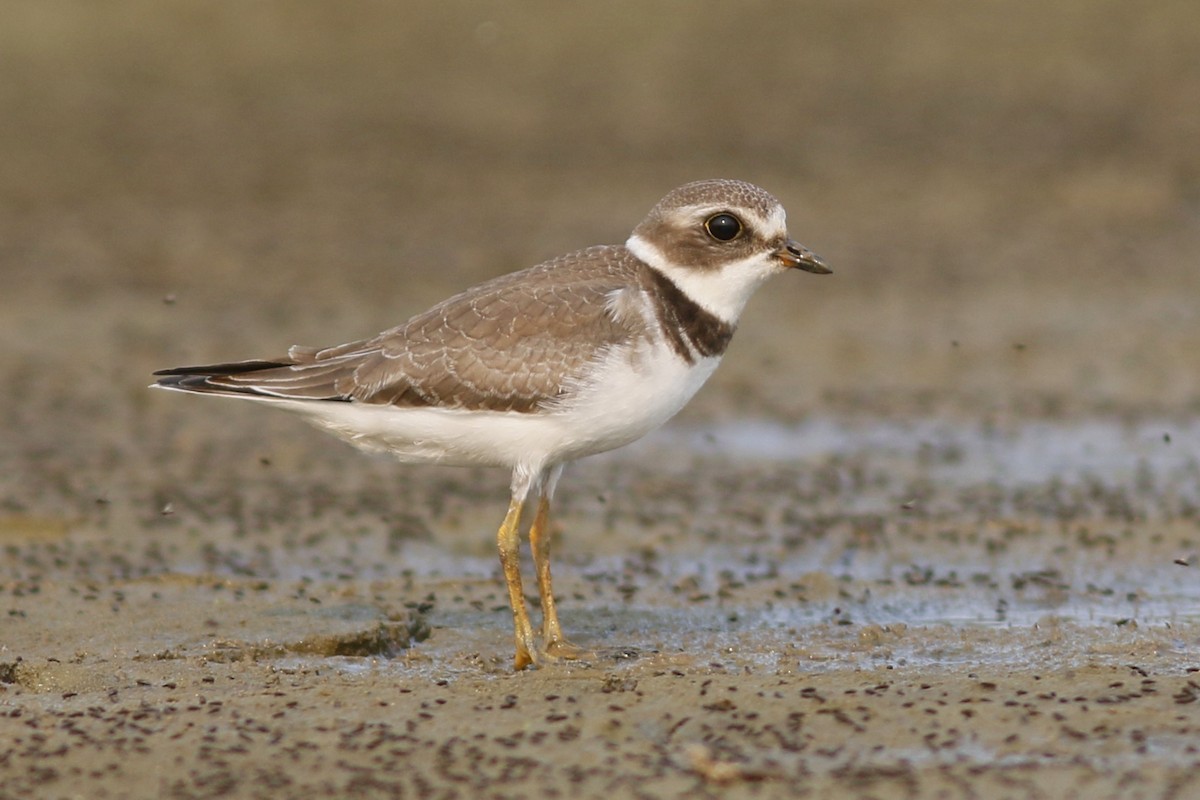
[154,179,830,669]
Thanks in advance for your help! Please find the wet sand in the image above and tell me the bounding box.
[3,2,1199,798]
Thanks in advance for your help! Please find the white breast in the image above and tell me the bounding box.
[547,338,720,461]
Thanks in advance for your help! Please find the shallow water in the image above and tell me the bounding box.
[662,417,1200,495]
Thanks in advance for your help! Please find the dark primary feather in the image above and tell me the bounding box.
[153,360,315,396]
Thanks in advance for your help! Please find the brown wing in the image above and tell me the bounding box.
[154,246,646,413]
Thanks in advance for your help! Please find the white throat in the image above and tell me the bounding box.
[626,233,781,324]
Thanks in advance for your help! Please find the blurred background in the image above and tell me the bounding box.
[3,0,1199,482]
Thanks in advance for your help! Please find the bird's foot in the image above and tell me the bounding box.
[541,637,594,663]
[513,639,537,671]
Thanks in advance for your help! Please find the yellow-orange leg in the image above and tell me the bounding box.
[496,497,536,670]
[528,493,587,660]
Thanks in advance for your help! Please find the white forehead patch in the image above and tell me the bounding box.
[764,203,788,236]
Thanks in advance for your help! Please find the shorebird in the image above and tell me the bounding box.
[153,179,830,669]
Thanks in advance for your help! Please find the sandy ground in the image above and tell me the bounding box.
[2,2,1200,798]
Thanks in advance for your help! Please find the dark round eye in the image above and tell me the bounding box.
[704,213,742,242]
